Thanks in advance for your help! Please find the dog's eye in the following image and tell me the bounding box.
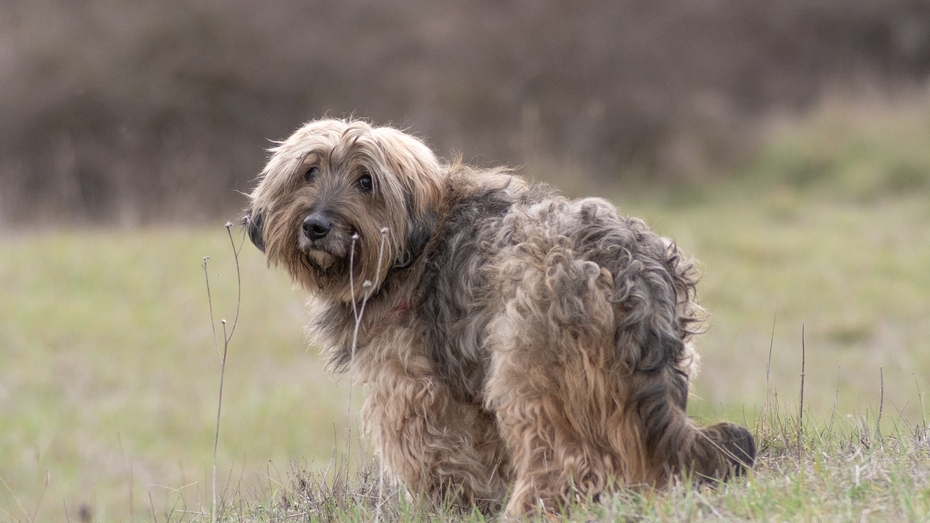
[304,166,320,183]
[358,172,373,193]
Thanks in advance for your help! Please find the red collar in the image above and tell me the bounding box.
[390,301,411,314]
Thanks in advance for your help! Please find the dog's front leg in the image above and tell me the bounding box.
[359,346,509,512]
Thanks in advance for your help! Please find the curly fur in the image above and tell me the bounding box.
[244,118,755,517]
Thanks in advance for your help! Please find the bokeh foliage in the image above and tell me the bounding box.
[2,0,929,224]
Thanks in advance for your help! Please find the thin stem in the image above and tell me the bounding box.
[877,367,884,438]
[349,233,360,322]
[206,223,243,523]
[0,472,33,523]
[761,301,777,437]
[223,222,242,343]
[916,374,927,433]
[344,228,389,498]
[213,320,229,523]
[798,323,805,462]
[203,256,220,362]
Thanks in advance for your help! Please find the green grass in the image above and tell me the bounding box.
[2,94,930,521]
[234,411,930,522]
[0,229,357,521]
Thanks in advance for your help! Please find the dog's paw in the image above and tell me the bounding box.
[706,422,756,478]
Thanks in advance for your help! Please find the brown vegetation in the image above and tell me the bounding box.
[1,0,929,225]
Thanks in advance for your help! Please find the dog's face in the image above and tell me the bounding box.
[244,119,443,301]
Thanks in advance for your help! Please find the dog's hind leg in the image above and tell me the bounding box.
[616,368,755,486]
[607,245,756,487]
[484,244,626,516]
[484,238,754,517]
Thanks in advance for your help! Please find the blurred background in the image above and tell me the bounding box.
[2,0,930,225]
[3,0,930,520]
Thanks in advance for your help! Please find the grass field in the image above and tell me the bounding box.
[2,96,930,521]
[0,228,357,521]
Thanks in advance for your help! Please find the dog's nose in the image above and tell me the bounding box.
[302,213,332,241]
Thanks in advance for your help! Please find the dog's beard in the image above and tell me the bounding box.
[298,249,349,292]
[295,228,373,295]
[306,249,336,269]
[298,235,340,270]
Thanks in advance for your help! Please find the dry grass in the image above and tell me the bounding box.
[220,401,930,522]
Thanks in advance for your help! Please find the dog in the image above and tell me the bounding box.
[244,118,755,517]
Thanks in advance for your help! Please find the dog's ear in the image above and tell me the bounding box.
[396,194,435,268]
[372,127,444,217]
[243,209,265,253]
[368,127,444,268]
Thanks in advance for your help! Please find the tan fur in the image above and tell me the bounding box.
[244,118,754,518]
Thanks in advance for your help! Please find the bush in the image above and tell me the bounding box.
[2,0,929,225]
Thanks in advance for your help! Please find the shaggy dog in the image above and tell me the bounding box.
[243,119,755,517]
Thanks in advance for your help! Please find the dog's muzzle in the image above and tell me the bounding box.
[302,213,332,241]
[243,210,265,253]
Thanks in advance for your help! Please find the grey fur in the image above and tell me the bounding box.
[245,119,754,517]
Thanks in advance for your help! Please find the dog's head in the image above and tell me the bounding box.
[244,119,443,301]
